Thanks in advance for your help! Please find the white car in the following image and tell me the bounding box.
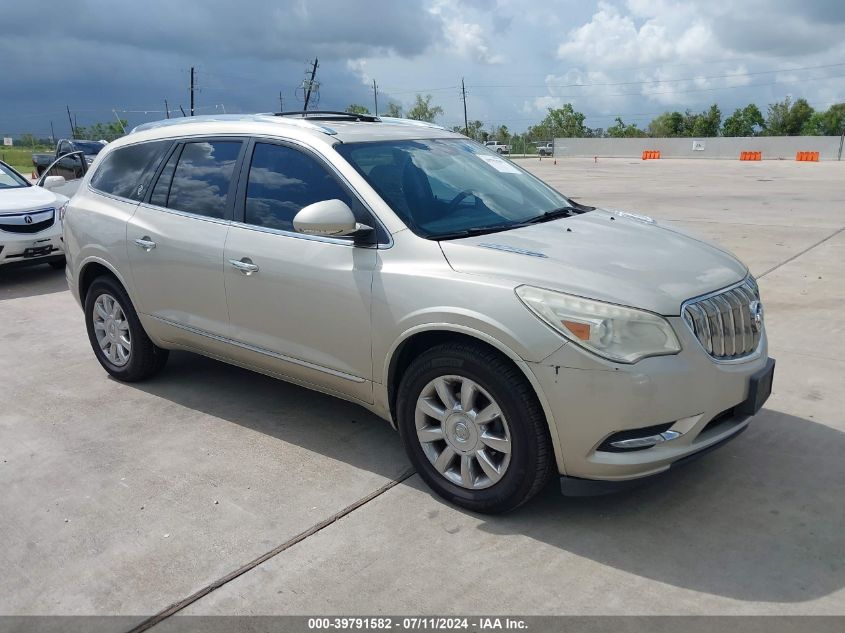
[63,113,773,512]
[0,160,67,269]
[484,140,510,154]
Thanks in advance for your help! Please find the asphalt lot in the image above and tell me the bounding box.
[1,158,843,622]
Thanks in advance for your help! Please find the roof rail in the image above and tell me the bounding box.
[376,116,448,131]
[129,113,338,136]
[275,110,381,123]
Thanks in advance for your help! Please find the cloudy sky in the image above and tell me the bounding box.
[2,0,844,138]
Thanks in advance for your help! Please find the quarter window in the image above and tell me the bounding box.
[243,143,354,231]
[163,141,241,219]
[149,149,179,208]
[90,140,170,200]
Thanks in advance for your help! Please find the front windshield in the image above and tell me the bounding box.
[0,163,30,189]
[335,138,573,239]
[74,141,106,155]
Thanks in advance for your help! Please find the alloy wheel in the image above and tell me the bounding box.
[92,293,132,367]
[414,375,512,490]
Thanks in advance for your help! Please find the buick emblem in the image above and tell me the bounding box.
[24,215,33,224]
[749,300,764,332]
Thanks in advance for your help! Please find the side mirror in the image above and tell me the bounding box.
[292,199,372,238]
[42,176,66,190]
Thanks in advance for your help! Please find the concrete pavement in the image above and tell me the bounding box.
[1,158,842,621]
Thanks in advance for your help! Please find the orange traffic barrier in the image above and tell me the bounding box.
[641,150,661,160]
[796,151,820,162]
[740,151,762,161]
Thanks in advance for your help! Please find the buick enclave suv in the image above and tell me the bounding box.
[63,112,774,512]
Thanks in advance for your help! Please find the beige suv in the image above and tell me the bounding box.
[64,112,774,512]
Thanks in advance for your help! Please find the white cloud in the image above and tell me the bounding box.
[557,2,714,69]
[445,20,506,64]
[431,0,506,64]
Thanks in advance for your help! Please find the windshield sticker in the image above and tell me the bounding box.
[477,154,521,174]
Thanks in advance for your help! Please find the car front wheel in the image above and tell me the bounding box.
[84,275,169,382]
[396,342,553,513]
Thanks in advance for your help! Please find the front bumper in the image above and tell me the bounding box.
[0,230,63,266]
[559,422,750,495]
[526,316,771,483]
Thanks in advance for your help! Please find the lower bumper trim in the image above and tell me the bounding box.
[559,423,748,496]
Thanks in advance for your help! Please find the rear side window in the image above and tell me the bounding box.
[243,143,354,231]
[162,141,241,219]
[90,141,170,200]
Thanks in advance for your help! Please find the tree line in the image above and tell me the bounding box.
[348,95,845,145]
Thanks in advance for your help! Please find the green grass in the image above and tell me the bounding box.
[0,145,52,176]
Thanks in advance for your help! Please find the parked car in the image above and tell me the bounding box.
[538,142,554,156]
[63,112,774,513]
[33,139,106,176]
[0,159,68,269]
[484,140,510,154]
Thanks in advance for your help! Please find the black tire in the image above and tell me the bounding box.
[84,275,169,382]
[496,148,503,154]
[396,342,554,513]
[48,257,66,270]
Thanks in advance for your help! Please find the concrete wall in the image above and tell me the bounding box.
[553,136,844,160]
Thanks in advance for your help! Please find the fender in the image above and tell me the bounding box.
[74,253,139,309]
[379,321,568,475]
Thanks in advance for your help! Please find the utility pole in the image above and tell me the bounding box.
[49,121,55,144]
[373,79,378,116]
[279,92,284,113]
[179,106,187,117]
[460,78,469,137]
[190,67,195,116]
[165,99,170,119]
[112,109,126,135]
[303,58,319,111]
[839,122,844,161]
[66,105,74,138]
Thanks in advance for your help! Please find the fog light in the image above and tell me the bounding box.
[609,430,680,450]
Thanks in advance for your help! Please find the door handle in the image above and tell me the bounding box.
[134,237,156,251]
[228,258,259,275]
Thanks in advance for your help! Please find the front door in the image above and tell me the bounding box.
[223,141,377,402]
[127,139,244,340]
[38,151,87,197]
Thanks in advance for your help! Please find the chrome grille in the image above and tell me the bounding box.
[682,277,762,360]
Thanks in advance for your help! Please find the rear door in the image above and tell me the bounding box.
[223,140,378,402]
[127,138,246,340]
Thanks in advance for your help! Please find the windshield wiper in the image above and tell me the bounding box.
[430,223,525,241]
[524,206,578,224]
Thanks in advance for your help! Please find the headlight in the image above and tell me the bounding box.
[515,286,681,363]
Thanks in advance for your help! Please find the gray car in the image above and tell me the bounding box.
[63,112,774,512]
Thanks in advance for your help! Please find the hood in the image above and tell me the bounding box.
[439,209,747,316]
[0,186,66,215]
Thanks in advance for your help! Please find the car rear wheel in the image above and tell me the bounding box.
[84,276,168,382]
[396,342,553,513]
